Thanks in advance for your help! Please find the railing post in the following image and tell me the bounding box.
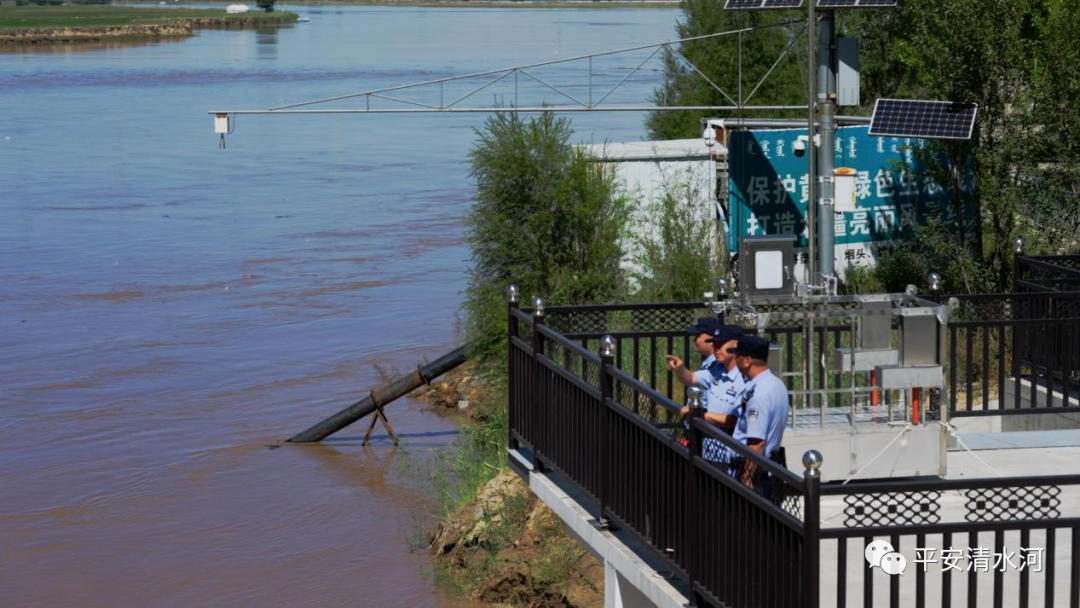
[598,335,616,526]
[684,386,704,607]
[507,285,519,450]
[685,386,705,459]
[926,272,942,423]
[531,297,546,472]
[715,277,729,324]
[928,271,941,303]
[1014,236,1025,292]
[803,450,823,608]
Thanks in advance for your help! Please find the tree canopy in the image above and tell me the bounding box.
[649,0,1080,292]
[646,0,808,140]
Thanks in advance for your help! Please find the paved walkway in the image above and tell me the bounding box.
[816,444,1080,607]
[952,429,1080,452]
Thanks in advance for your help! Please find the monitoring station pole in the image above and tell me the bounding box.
[804,0,818,419]
[806,0,817,285]
[817,11,836,280]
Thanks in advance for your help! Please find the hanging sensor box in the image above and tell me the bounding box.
[738,235,795,298]
[214,114,231,135]
[837,37,860,107]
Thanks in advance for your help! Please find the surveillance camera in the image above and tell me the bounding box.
[793,137,806,157]
[702,126,717,149]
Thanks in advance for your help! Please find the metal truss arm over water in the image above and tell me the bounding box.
[208,21,808,118]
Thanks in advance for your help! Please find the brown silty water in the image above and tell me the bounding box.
[0,5,678,606]
[1,239,474,607]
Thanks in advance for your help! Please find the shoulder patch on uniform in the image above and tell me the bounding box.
[747,408,759,423]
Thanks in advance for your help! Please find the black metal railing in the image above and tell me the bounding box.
[508,297,822,608]
[820,476,1080,608]
[544,301,890,414]
[605,365,692,577]
[526,291,1080,419]
[508,295,1080,607]
[688,417,812,608]
[938,292,1080,417]
[1017,255,1080,293]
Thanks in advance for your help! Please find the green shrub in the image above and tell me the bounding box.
[629,167,723,302]
[463,112,630,362]
[839,262,884,295]
[872,246,929,293]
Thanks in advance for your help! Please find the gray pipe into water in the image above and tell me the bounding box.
[287,345,469,443]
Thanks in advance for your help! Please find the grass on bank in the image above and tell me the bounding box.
[0,6,296,29]
[427,372,596,605]
[431,372,510,519]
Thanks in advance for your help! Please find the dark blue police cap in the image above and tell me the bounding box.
[685,317,723,336]
[725,335,772,361]
[706,325,745,344]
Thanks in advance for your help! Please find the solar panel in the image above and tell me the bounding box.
[724,0,804,9]
[869,99,979,140]
[817,0,896,6]
[725,0,766,8]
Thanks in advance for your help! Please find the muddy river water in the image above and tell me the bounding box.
[0,6,677,606]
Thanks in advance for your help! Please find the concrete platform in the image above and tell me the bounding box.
[949,429,1080,451]
[951,377,1080,433]
[817,446,1080,608]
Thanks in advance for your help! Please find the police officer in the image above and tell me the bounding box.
[683,325,746,461]
[725,335,789,481]
[665,317,723,391]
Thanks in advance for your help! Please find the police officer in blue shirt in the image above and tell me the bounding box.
[666,317,723,390]
[725,335,789,479]
[676,325,746,461]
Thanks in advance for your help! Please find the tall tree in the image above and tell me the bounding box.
[859,0,1080,289]
[1027,0,1080,252]
[646,1,808,140]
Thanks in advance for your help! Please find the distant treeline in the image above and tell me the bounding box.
[14,0,112,5]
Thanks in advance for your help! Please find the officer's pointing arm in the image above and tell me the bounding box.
[665,355,697,387]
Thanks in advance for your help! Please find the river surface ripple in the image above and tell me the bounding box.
[0,6,677,607]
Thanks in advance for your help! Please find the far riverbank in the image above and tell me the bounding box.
[146,0,678,8]
[0,6,297,44]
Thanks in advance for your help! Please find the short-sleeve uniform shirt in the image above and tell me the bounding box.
[691,354,716,391]
[695,362,745,461]
[704,364,745,417]
[732,369,789,457]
